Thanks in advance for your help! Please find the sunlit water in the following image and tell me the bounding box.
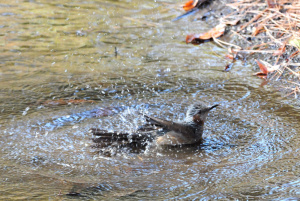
[1,0,300,200]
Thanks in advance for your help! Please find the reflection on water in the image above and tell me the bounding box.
[1,0,300,200]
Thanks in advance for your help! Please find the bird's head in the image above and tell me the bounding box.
[185,102,218,124]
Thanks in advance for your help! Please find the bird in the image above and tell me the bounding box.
[172,0,212,21]
[90,102,218,149]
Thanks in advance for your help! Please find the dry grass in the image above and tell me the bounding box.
[221,0,300,97]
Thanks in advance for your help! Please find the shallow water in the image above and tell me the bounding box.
[1,0,300,200]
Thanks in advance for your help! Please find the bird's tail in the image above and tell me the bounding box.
[144,115,171,127]
[90,128,154,147]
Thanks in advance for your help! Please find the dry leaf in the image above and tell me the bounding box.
[226,47,238,59]
[255,74,267,79]
[186,24,226,44]
[254,59,278,76]
[183,0,195,11]
[224,63,234,72]
[225,54,234,60]
[223,19,240,26]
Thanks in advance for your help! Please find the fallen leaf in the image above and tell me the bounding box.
[228,47,239,54]
[226,47,239,59]
[224,52,237,71]
[173,0,211,21]
[254,59,278,76]
[256,59,268,75]
[183,0,195,11]
[224,63,234,72]
[186,24,226,44]
[225,54,234,60]
[255,73,267,79]
[223,19,240,26]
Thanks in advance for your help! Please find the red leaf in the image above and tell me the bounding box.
[256,59,268,75]
[254,59,278,77]
[224,63,233,72]
[186,24,226,44]
[225,54,234,60]
[183,0,195,11]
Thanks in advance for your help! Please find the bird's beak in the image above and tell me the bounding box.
[209,104,219,111]
[201,104,218,114]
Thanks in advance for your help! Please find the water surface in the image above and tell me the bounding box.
[1,0,300,200]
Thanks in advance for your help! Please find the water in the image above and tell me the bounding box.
[1,0,300,200]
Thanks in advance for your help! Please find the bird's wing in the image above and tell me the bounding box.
[144,115,195,136]
[136,122,162,132]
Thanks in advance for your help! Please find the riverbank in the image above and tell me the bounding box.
[179,0,300,98]
[223,0,300,98]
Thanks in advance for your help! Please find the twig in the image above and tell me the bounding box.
[214,37,242,49]
[238,8,269,33]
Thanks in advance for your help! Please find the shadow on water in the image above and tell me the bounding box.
[0,0,300,200]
